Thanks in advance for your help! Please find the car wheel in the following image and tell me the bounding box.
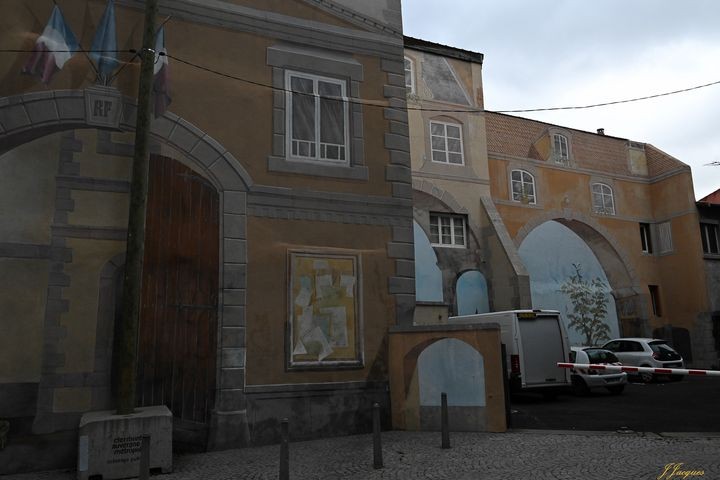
[606,385,625,395]
[571,376,590,396]
[639,367,654,383]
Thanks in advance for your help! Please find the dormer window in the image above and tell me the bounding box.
[553,133,569,165]
[404,56,415,94]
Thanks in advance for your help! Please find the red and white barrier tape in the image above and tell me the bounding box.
[557,363,720,377]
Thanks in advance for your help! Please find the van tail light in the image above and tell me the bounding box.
[511,355,520,375]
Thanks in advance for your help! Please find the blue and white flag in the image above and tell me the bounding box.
[90,0,119,82]
[153,26,171,117]
[22,5,79,84]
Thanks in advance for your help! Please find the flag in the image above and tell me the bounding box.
[153,26,171,117]
[90,0,119,82]
[22,5,79,84]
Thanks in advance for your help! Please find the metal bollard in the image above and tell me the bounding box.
[372,402,383,469]
[441,392,450,449]
[139,434,150,480]
[279,418,289,480]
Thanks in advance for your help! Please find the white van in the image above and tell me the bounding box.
[449,310,571,395]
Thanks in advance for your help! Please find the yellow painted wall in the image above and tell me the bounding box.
[1,1,393,198]
[0,133,59,244]
[58,238,125,374]
[245,217,393,386]
[0,258,49,383]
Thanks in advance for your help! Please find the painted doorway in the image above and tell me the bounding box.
[136,154,219,449]
[518,221,620,346]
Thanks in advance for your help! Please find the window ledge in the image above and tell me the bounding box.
[431,244,467,249]
[268,156,368,180]
[703,253,720,260]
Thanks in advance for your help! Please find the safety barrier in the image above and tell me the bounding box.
[557,363,720,377]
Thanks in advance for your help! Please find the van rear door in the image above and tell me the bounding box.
[517,314,567,387]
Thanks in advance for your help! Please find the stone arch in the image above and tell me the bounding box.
[515,209,646,337]
[0,89,251,445]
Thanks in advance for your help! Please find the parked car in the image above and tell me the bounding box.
[569,347,627,395]
[601,338,684,382]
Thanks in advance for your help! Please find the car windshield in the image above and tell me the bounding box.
[585,349,619,363]
[648,341,676,354]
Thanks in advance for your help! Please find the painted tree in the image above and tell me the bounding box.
[559,263,611,345]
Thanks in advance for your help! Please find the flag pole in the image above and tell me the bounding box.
[114,0,159,416]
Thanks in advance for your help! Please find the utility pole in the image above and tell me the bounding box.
[114,0,159,416]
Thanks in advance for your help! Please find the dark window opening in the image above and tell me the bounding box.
[640,223,652,254]
[649,285,661,317]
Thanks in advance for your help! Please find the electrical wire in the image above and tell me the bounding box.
[4,47,720,114]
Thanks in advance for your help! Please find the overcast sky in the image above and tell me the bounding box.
[402,0,720,200]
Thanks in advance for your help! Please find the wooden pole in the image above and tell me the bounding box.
[114,0,159,415]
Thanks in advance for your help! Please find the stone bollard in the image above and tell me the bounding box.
[441,392,450,449]
[279,418,289,480]
[139,435,150,480]
[372,402,383,469]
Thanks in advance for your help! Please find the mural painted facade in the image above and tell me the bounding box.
[696,189,720,367]
[486,112,713,366]
[0,0,413,473]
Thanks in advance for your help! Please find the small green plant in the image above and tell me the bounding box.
[559,263,611,345]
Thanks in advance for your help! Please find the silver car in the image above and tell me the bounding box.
[569,347,627,395]
[601,338,684,383]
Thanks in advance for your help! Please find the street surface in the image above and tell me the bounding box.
[3,430,719,480]
[511,375,720,432]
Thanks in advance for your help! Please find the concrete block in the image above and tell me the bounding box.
[223,288,246,306]
[224,239,247,264]
[224,214,246,239]
[220,368,245,390]
[388,276,415,294]
[386,164,411,183]
[384,133,410,152]
[390,150,411,166]
[221,348,245,368]
[77,406,172,480]
[223,263,246,290]
[387,242,414,259]
[223,305,246,327]
[222,327,246,348]
[224,191,247,215]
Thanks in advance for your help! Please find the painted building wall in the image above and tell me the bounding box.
[405,43,529,319]
[486,112,712,365]
[0,0,414,470]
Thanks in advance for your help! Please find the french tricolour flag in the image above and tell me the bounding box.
[22,5,79,84]
[153,26,171,117]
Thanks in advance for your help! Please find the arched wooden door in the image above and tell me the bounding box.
[137,154,219,449]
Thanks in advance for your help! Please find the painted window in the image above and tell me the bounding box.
[429,213,466,247]
[404,56,415,94]
[648,285,662,317]
[430,121,464,165]
[553,133,570,165]
[657,221,673,254]
[591,183,615,215]
[510,169,536,204]
[639,223,653,254]
[700,222,720,254]
[286,71,348,164]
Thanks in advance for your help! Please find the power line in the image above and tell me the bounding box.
[4,48,720,114]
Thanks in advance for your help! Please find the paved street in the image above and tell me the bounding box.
[4,430,719,480]
[511,376,720,432]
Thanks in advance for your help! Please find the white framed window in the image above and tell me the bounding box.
[286,70,349,164]
[553,133,570,165]
[510,169,536,204]
[430,121,464,165]
[700,222,719,255]
[429,213,466,247]
[404,56,415,94]
[591,183,615,215]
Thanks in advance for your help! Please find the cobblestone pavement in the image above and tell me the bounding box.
[5,430,719,480]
